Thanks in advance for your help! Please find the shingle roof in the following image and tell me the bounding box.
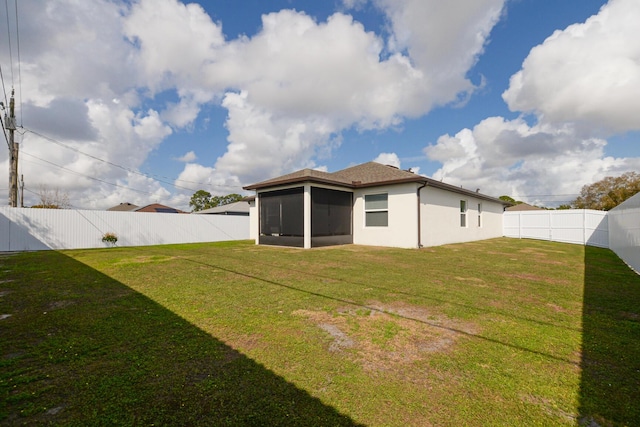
[194,200,250,215]
[107,202,139,211]
[505,202,543,211]
[244,161,511,206]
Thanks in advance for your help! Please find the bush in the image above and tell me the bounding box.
[102,232,118,245]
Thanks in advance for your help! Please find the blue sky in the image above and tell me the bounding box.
[1,0,638,209]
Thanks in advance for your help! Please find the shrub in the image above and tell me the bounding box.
[102,232,118,245]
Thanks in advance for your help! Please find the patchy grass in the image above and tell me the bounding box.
[1,238,639,426]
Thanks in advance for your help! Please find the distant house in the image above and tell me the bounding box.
[106,203,186,213]
[134,204,187,214]
[243,162,512,249]
[505,202,543,212]
[193,199,251,216]
[107,202,138,212]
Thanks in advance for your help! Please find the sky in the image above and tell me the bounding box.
[1,0,639,210]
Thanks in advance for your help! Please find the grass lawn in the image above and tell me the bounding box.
[1,238,639,426]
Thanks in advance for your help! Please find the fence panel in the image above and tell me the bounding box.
[0,207,249,252]
[608,193,640,272]
[503,210,608,247]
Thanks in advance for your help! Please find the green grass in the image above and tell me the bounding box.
[1,238,638,426]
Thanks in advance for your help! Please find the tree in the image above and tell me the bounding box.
[189,191,244,212]
[189,190,212,212]
[571,172,640,211]
[31,185,70,209]
[210,193,243,208]
[499,195,516,204]
[499,195,523,205]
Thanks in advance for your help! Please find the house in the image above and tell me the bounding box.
[505,202,543,211]
[193,199,251,216]
[243,161,511,249]
[107,202,139,211]
[134,204,187,213]
[106,203,186,213]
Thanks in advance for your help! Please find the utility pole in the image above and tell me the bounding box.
[6,89,18,207]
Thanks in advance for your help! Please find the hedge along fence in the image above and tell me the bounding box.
[0,207,249,252]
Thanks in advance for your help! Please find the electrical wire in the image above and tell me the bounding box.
[20,151,159,196]
[23,127,240,192]
[4,0,14,87]
[0,113,10,150]
[13,0,22,126]
[0,64,8,108]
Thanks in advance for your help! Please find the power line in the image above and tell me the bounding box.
[0,112,10,150]
[4,0,14,87]
[23,127,240,192]
[13,0,22,126]
[20,151,158,196]
[24,128,200,191]
[0,64,8,107]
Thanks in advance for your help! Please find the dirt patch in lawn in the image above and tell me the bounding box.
[294,301,477,373]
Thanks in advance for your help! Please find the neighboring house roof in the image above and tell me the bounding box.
[506,203,543,211]
[107,202,139,211]
[194,200,250,215]
[244,162,511,206]
[134,203,187,213]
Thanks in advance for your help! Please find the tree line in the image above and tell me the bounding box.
[501,171,640,211]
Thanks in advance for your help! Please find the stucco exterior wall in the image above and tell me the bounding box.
[419,186,504,247]
[248,199,258,243]
[353,183,419,248]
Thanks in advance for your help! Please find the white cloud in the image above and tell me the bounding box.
[1,0,511,208]
[213,91,334,185]
[373,153,401,168]
[174,163,242,196]
[376,0,505,105]
[425,0,640,207]
[425,116,640,206]
[175,151,197,163]
[503,0,640,134]
[123,0,225,93]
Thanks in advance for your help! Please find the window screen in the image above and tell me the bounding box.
[312,188,352,237]
[259,188,304,237]
[365,193,388,227]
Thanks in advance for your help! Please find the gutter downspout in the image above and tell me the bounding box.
[417,182,428,248]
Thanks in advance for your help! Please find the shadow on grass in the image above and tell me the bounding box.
[580,246,640,426]
[0,251,361,426]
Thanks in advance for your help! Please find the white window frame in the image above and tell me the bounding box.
[477,203,482,228]
[460,200,467,228]
[364,193,388,227]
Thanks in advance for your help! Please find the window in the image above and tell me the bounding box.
[365,193,388,227]
[477,203,482,227]
[460,200,467,227]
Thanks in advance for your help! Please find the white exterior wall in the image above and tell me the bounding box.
[608,192,640,272]
[0,207,249,252]
[248,198,259,243]
[353,183,419,249]
[420,186,504,247]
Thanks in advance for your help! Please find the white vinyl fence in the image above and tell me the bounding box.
[0,207,249,252]
[503,209,609,248]
[608,192,640,273]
